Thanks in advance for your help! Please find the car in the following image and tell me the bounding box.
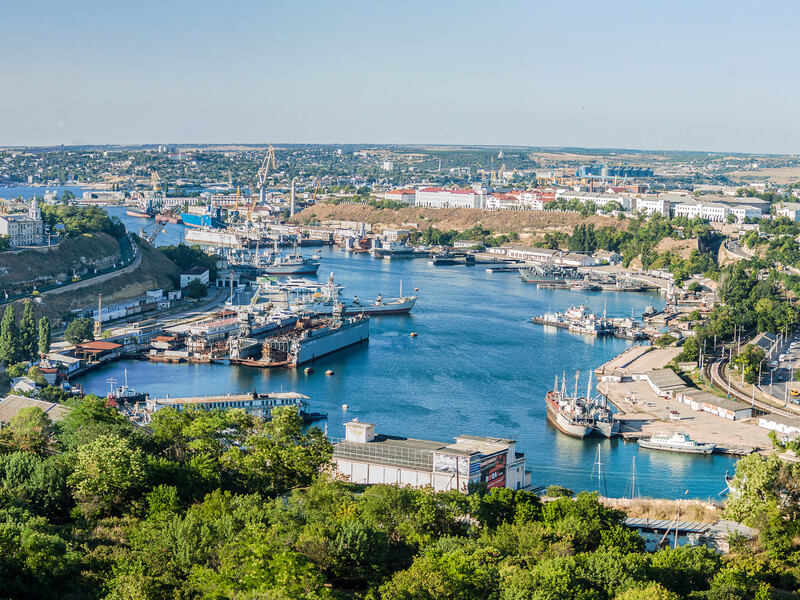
[777,375,784,381]
[791,389,800,397]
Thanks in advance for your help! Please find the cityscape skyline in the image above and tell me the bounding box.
[2,0,798,154]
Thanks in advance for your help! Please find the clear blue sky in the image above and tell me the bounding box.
[2,0,797,153]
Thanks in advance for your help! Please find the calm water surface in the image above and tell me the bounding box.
[78,242,738,499]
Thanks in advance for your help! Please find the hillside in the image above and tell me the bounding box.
[292,203,630,240]
[0,233,122,295]
[2,238,180,325]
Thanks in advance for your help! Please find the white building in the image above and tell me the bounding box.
[758,414,800,439]
[383,189,416,205]
[775,203,800,222]
[180,267,210,288]
[415,187,485,209]
[729,205,761,223]
[636,196,671,216]
[485,194,520,210]
[505,245,596,267]
[382,160,394,171]
[332,421,530,493]
[0,199,44,246]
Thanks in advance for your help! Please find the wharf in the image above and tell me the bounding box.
[485,265,525,273]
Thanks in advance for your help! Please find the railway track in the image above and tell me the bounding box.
[705,359,799,419]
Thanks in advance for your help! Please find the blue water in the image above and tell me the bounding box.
[77,245,738,499]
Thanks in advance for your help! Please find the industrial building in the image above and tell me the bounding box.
[331,421,530,493]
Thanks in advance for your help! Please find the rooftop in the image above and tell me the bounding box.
[0,394,71,424]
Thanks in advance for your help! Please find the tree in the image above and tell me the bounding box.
[225,406,332,494]
[38,316,51,356]
[187,278,208,299]
[19,301,37,362]
[0,235,10,252]
[733,344,766,384]
[68,433,146,517]
[64,317,94,345]
[0,304,22,366]
[4,407,53,454]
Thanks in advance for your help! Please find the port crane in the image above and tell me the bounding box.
[256,144,277,207]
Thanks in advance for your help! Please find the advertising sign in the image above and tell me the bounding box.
[480,451,507,489]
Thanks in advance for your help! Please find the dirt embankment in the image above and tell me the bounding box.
[292,204,630,239]
[5,240,180,325]
[0,233,122,294]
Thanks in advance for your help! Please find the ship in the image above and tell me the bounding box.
[428,252,476,266]
[545,372,618,438]
[180,205,224,229]
[106,370,148,407]
[185,228,244,248]
[545,373,594,438]
[261,243,321,275]
[520,263,576,285]
[126,193,160,218]
[372,240,428,259]
[637,432,716,454]
[290,274,417,316]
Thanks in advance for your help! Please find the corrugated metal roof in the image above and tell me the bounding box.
[0,394,70,424]
[625,517,711,533]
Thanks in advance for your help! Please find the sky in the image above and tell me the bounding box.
[1,0,798,153]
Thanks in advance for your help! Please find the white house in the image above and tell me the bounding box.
[180,267,210,288]
[636,197,671,216]
[505,245,596,267]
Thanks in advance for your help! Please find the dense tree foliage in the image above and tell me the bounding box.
[0,393,796,598]
[64,317,95,345]
[41,205,126,238]
[160,243,218,279]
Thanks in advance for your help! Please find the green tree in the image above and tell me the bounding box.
[0,304,22,366]
[733,344,766,384]
[19,301,37,362]
[225,406,332,494]
[187,278,207,299]
[64,317,94,345]
[38,316,51,356]
[68,433,146,517]
[4,407,53,454]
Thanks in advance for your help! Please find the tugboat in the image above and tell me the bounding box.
[642,303,658,318]
[106,370,148,407]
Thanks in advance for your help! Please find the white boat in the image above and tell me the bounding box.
[261,243,321,275]
[290,274,417,316]
[637,431,716,454]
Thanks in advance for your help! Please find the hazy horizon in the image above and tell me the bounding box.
[3,0,798,154]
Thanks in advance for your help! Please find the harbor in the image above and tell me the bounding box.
[75,243,742,499]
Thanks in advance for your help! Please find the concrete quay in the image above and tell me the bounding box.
[596,346,773,455]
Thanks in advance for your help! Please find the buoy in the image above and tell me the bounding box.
[304,367,314,374]
[414,288,419,291]
[342,403,349,410]
[410,332,418,337]
[325,369,335,376]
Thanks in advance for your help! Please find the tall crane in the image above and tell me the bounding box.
[257,144,277,205]
[151,171,164,211]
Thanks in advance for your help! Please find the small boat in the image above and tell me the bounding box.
[642,303,658,318]
[637,431,716,454]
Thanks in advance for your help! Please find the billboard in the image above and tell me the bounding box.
[480,451,506,489]
[432,452,470,476]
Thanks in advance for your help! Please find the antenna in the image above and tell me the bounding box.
[586,370,593,400]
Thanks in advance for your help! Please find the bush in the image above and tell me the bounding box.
[545,485,574,498]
